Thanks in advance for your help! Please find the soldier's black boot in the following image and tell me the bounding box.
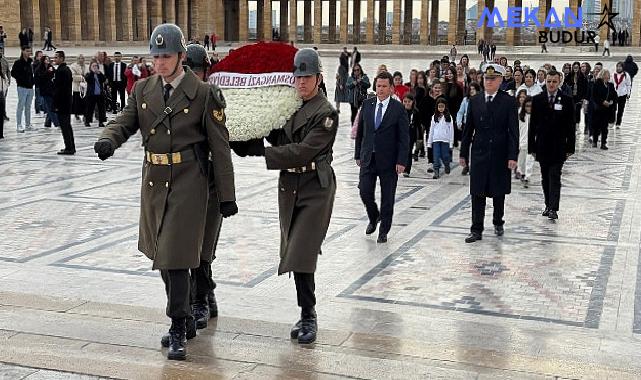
[297,307,317,345]
[290,319,302,339]
[208,290,218,318]
[167,318,187,361]
[192,302,210,329]
[161,315,196,347]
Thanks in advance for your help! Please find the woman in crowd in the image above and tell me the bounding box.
[456,64,467,89]
[501,66,515,94]
[591,69,617,150]
[35,55,57,128]
[517,96,534,187]
[346,63,370,125]
[536,68,547,88]
[512,68,525,92]
[612,61,632,129]
[518,69,543,97]
[456,82,480,175]
[70,54,88,122]
[583,62,596,136]
[84,61,107,128]
[566,61,588,129]
[402,93,420,177]
[125,56,150,95]
[405,69,418,91]
[442,66,464,147]
[459,55,470,75]
[334,60,349,113]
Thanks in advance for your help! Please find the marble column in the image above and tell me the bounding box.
[280,0,289,41]
[215,0,225,40]
[304,0,312,42]
[392,0,401,44]
[457,0,466,45]
[264,0,273,41]
[447,0,458,45]
[420,0,429,44]
[340,0,348,43]
[163,0,175,23]
[104,0,116,41]
[599,0,612,44]
[329,0,337,43]
[403,0,412,44]
[257,0,264,40]
[633,0,641,46]
[69,0,82,40]
[366,0,375,44]
[378,0,386,44]
[31,0,42,42]
[537,0,550,36]
[123,0,134,40]
[313,0,322,43]
[483,0,494,42]
[176,0,189,35]
[430,0,438,45]
[49,0,61,43]
[149,0,163,28]
[505,0,516,46]
[239,0,248,41]
[134,0,147,40]
[476,0,485,41]
[353,0,361,44]
[289,0,298,43]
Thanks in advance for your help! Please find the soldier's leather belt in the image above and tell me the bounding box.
[286,162,316,173]
[145,149,196,165]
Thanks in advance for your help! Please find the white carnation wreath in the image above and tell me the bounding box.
[222,86,302,142]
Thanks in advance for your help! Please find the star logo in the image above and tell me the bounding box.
[587,4,618,33]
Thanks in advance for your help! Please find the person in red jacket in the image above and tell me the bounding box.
[393,71,409,100]
[124,56,149,95]
[210,33,218,51]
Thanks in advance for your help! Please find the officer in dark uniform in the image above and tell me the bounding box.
[248,48,338,344]
[459,63,519,243]
[93,24,237,361]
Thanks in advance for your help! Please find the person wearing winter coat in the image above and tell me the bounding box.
[84,61,107,128]
[70,55,88,121]
[622,55,638,83]
[612,62,632,128]
[346,63,370,125]
[591,69,617,149]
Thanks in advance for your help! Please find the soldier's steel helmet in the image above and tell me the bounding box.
[293,48,322,77]
[150,23,187,55]
[185,43,209,71]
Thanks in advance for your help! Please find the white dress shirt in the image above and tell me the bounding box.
[375,95,391,121]
[162,70,186,99]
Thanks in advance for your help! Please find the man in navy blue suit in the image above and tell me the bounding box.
[355,71,410,243]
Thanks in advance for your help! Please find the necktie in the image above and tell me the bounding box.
[486,95,493,103]
[549,95,555,107]
[375,102,383,130]
[164,84,172,104]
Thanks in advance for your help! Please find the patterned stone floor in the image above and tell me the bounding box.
[1,54,641,379]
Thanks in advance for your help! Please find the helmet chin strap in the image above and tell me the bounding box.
[169,53,183,77]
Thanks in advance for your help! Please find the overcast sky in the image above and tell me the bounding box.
[248,0,572,24]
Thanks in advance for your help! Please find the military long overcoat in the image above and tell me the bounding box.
[460,91,519,197]
[265,93,338,274]
[100,70,235,270]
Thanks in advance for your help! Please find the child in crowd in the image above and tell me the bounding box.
[518,96,534,187]
[427,98,454,179]
[402,93,420,177]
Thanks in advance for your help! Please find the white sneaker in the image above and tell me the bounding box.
[25,125,33,131]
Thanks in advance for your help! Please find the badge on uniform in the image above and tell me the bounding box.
[213,109,224,122]
[554,104,563,111]
[324,116,335,130]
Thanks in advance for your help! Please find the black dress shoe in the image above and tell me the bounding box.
[365,216,380,235]
[542,208,550,217]
[494,225,504,236]
[548,210,558,220]
[167,331,187,360]
[192,303,209,329]
[600,145,608,150]
[461,167,469,176]
[465,232,482,243]
[377,234,387,243]
[57,149,75,155]
[208,290,218,318]
[297,308,317,344]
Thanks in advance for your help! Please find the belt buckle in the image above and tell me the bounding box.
[171,152,182,164]
[152,154,169,165]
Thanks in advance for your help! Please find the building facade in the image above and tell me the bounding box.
[1,0,640,47]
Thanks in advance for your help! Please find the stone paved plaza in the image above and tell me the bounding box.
[1,52,641,379]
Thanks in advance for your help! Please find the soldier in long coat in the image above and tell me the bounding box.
[459,63,519,243]
[93,24,237,361]
[248,48,338,345]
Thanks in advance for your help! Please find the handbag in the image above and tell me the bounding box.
[79,78,87,99]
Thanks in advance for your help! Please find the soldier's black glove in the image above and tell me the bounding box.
[229,141,249,157]
[245,139,265,156]
[219,201,238,218]
[94,139,115,161]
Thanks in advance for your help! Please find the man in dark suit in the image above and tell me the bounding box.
[52,50,74,154]
[107,52,127,113]
[529,69,575,220]
[460,63,519,243]
[355,71,410,243]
